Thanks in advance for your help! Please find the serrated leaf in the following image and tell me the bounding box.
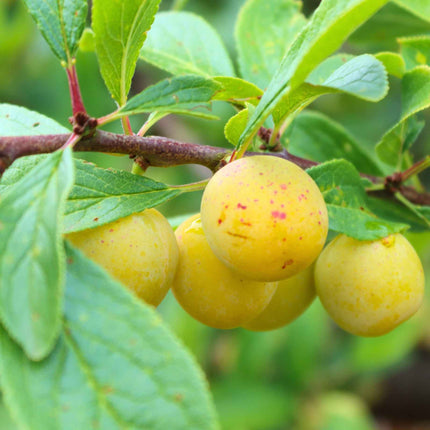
[376,66,430,166]
[65,160,181,232]
[307,159,368,208]
[118,75,220,117]
[374,52,406,78]
[283,111,384,176]
[224,105,255,147]
[326,205,408,240]
[237,0,389,153]
[140,12,234,77]
[0,245,219,430]
[0,104,70,136]
[394,0,430,22]
[23,0,87,63]
[273,54,388,125]
[235,0,307,90]
[399,36,430,70]
[0,148,74,360]
[307,160,408,239]
[212,77,263,106]
[92,0,161,105]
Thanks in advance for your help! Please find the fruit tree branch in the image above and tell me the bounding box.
[0,131,429,206]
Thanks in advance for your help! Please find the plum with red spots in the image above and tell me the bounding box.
[201,155,328,281]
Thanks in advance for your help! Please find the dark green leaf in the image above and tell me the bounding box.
[140,12,234,77]
[23,0,87,63]
[92,0,161,104]
[284,111,383,176]
[0,148,74,360]
[235,0,307,90]
[118,75,220,117]
[0,245,219,430]
[237,0,389,153]
[0,104,70,136]
[65,160,181,233]
[376,66,430,166]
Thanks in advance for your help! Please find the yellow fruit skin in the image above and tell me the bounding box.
[172,214,278,329]
[315,234,425,337]
[201,156,328,281]
[66,209,179,307]
[243,265,316,331]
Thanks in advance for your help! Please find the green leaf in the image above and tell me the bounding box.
[367,196,430,232]
[92,0,161,105]
[326,205,408,240]
[118,75,220,117]
[212,77,263,106]
[273,54,388,125]
[394,0,430,22]
[307,160,408,239]
[283,111,383,176]
[376,66,430,166]
[235,0,307,90]
[78,27,95,52]
[0,104,70,136]
[399,36,430,70]
[0,245,219,430]
[140,12,234,77]
[349,3,430,51]
[238,0,389,153]
[0,148,74,360]
[65,160,181,233]
[224,105,255,147]
[374,52,406,78]
[23,0,87,63]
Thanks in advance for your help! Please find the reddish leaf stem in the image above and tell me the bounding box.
[66,64,86,116]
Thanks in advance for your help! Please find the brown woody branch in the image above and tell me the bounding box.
[0,131,429,206]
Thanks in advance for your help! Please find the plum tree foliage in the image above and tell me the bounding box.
[0,0,429,429]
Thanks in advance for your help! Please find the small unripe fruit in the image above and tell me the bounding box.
[172,214,278,329]
[315,234,425,337]
[201,155,328,281]
[243,265,315,331]
[66,209,179,307]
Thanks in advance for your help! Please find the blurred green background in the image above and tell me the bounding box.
[1,1,430,429]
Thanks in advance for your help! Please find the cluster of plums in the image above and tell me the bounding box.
[67,156,425,337]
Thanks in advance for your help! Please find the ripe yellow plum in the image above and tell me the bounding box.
[201,155,328,281]
[315,234,425,337]
[243,265,316,331]
[172,214,278,329]
[66,209,179,307]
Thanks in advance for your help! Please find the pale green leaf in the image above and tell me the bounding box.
[235,0,307,90]
[238,0,389,153]
[376,66,430,166]
[23,0,87,62]
[0,245,219,430]
[224,105,255,147]
[65,160,181,232]
[0,148,74,360]
[92,0,161,105]
[374,52,406,78]
[140,12,234,77]
[118,75,220,117]
[0,104,70,136]
[273,54,388,125]
[283,111,383,176]
[212,77,263,106]
[394,0,430,22]
[399,36,430,70]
